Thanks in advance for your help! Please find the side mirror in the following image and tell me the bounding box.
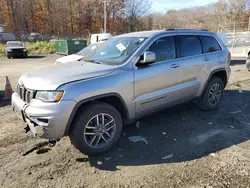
[140,51,156,65]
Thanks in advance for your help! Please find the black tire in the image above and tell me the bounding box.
[69,102,123,156]
[7,53,11,59]
[197,77,224,111]
[24,52,28,58]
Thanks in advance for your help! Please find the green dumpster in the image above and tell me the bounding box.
[55,40,87,55]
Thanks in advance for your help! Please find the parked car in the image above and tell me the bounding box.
[55,42,104,64]
[12,29,231,156]
[5,41,27,58]
[28,32,44,41]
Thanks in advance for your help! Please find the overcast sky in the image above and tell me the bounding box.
[151,0,218,13]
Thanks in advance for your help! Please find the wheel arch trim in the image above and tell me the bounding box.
[200,68,227,96]
[64,93,129,136]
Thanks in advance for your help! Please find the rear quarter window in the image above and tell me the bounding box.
[200,35,222,53]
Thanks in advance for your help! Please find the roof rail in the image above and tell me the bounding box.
[166,28,208,32]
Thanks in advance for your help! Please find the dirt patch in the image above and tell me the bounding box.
[1,58,250,188]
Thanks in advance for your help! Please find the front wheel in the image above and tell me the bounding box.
[69,102,123,156]
[7,53,11,59]
[197,77,224,111]
[23,52,28,58]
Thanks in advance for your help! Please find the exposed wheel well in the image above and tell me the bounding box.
[66,95,129,135]
[211,70,227,88]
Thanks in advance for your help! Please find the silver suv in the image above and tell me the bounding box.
[12,29,231,156]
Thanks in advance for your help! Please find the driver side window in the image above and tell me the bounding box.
[148,36,176,62]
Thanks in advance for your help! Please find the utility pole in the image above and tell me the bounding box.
[0,1,4,32]
[104,0,107,33]
[232,21,236,49]
[248,15,250,32]
[0,1,3,26]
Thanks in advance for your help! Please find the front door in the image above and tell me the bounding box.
[133,36,183,114]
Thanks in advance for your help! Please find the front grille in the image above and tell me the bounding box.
[12,49,23,54]
[17,84,35,103]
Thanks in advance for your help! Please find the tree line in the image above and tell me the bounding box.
[0,0,152,37]
[0,0,249,37]
[153,0,250,32]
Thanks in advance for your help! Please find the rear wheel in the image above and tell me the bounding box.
[69,102,123,156]
[197,77,224,111]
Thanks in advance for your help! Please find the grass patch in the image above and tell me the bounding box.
[26,41,56,55]
[0,44,5,57]
[0,41,56,56]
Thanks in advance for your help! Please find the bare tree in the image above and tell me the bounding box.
[125,0,151,32]
[227,0,249,20]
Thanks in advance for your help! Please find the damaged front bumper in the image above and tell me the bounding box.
[11,92,76,139]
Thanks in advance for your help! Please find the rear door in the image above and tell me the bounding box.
[175,35,204,99]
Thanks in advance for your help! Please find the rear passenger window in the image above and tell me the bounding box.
[200,36,222,53]
[148,36,176,62]
[177,35,202,58]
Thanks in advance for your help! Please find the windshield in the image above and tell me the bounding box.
[76,43,102,56]
[85,37,148,65]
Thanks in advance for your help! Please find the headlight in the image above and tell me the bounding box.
[7,49,12,52]
[36,91,64,102]
[23,49,27,52]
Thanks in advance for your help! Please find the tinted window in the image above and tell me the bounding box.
[200,35,222,53]
[177,35,202,58]
[148,36,176,62]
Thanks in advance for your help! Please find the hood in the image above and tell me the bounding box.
[55,54,83,64]
[19,61,115,90]
[7,47,26,50]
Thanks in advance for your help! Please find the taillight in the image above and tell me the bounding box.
[228,52,231,59]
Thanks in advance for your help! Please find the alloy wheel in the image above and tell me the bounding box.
[84,113,116,148]
[208,83,222,106]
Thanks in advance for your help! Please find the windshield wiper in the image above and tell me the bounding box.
[84,59,102,64]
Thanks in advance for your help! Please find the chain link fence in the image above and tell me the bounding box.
[0,32,91,56]
[218,22,250,58]
[218,22,250,47]
[0,32,89,43]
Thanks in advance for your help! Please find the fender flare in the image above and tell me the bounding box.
[64,93,129,136]
[200,68,227,96]
[208,68,227,82]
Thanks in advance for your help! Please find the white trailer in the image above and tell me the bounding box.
[228,46,250,58]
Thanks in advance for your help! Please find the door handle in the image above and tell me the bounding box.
[204,57,210,61]
[170,64,180,68]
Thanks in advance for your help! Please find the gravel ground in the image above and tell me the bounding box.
[0,56,250,188]
[0,55,61,91]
